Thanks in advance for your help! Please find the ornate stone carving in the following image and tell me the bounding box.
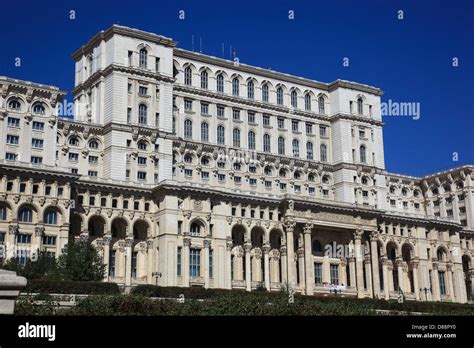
[183,237,192,247]
[303,223,313,234]
[353,229,363,240]
[183,210,192,220]
[8,224,19,235]
[103,234,112,245]
[203,240,212,249]
[34,226,45,237]
[125,237,134,248]
[193,200,202,211]
[226,216,233,225]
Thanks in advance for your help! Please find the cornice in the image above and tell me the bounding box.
[72,64,175,96]
[72,25,177,60]
[174,49,384,97]
[0,161,79,181]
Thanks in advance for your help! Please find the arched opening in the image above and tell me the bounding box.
[111,218,127,240]
[462,255,472,301]
[269,229,283,285]
[402,244,415,293]
[18,205,35,223]
[250,227,265,284]
[88,215,106,238]
[231,225,246,282]
[190,220,204,237]
[69,214,83,237]
[43,207,59,225]
[386,241,399,291]
[133,220,149,241]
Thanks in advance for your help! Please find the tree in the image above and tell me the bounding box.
[57,240,106,281]
[1,249,58,280]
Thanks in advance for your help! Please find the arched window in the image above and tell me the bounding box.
[279,168,287,177]
[318,96,325,114]
[262,84,269,102]
[32,103,45,114]
[190,222,202,236]
[278,137,285,155]
[232,78,239,96]
[233,128,241,147]
[357,97,363,115]
[200,70,208,89]
[8,99,21,110]
[308,173,315,181]
[137,141,148,150]
[184,119,193,139]
[184,154,193,163]
[216,74,224,92]
[320,144,327,162]
[305,94,311,111]
[139,48,148,69]
[294,171,301,179]
[263,134,271,152]
[360,145,366,163]
[217,125,225,145]
[89,140,99,149]
[306,142,314,160]
[247,80,254,99]
[264,166,272,175]
[0,206,7,220]
[184,66,192,86]
[322,175,330,184]
[201,122,209,142]
[292,139,299,157]
[138,104,147,125]
[44,209,58,225]
[276,87,284,105]
[312,240,322,253]
[437,249,445,262]
[69,137,79,146]
[18,207,33,222]
[248,131,256,150]
[290,90,297,108]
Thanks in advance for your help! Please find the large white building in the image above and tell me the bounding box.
[0,25,473,303]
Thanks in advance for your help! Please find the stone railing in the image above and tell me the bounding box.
[0,269,27,314]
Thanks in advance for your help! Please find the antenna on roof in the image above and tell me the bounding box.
[199,37,202,53]
[191,35,194,52]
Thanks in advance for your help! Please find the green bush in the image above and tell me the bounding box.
[23,279,120,295]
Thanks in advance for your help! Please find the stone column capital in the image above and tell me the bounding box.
[370,230,379,242]
[354,229,363,240]
[203,240,212,249]
[303,223,313,235]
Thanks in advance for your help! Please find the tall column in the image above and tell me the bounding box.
[446,263,455,302]
[263,242,270,291]
[349,256,356,289]
[381,257,390,300]
[103,234,112,281]
[244,242,252,291]
[303,224,314,295]
[146,239,154,284]
[364,256,373,298]
[297,248,305,292]
[370,231,381,298]
[284,220,296,288]
[203,240,211,289]
[387,263,394,297]
[431,260,440,301]
[354,229,364,298]
[182,236,191,287]
[280,244,288,285]
[411,259,420,300]
[226,237,232,289]
[340,259,347,286]
[396,258,404,292]
[125,237,134,286]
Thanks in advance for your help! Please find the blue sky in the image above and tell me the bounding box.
[0,0,472,176]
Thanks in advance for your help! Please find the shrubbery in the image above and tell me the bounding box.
[23,279,120,295]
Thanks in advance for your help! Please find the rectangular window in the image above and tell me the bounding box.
[131,251,138,279]
[319,126,327,137]
[249,178,257,186]
[42,235,57,246]
[314,263,323,285]
[280,183,287,191]
[265,181,272,188]
[184,99,193,111]
[277,118,284,129]
[16,234,32,244]
[217,105,225,117]
[128,83,132,93]
[109,250,116,277]
[189,249,201,277]
[232,109,240,121]
[294,185,301,193]
[263,115,270,126]
[155,57,160,72]
[89,196,96,206]
[127,108,132,123]
[16,249,30,267]
[177,247,182,276]
[234,176,241,184]
[69,153,79,162]
[438,271,446,296]
[32,121,44,131]
[31,156,43,164]
[218,174,226,182]
[292,120,299,132]
[88,155,98,164]
[322,189,329,196]
[138,86,148,96]
[201,171,209,180]
[5,152,16,161]
[201,102,209,115]
[137,171,146,180]
[137,157,147,165]
[359,129,366,139]
[330,264,339,285]
[309,187,315,195]
[362,190,369,198]
[6,135,19,144]
[7,117,20,127]
[88,170,98,177]
[306,123,313,134]
[209,249,213,278]
[128,51,133,66]
[248,112,255,123]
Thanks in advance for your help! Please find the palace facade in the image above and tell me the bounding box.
[0,25,473,303]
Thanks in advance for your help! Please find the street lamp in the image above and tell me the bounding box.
[152,272,162,286]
